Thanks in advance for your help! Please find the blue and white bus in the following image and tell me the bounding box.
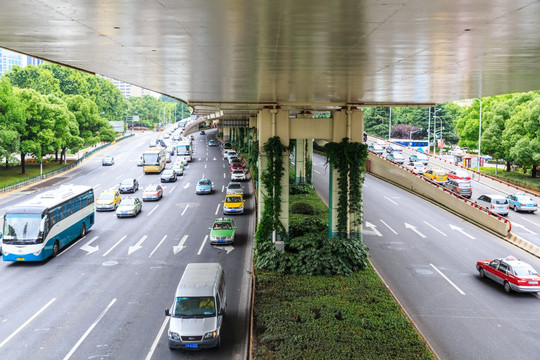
[390,138,430,154]
[2,185,95,261]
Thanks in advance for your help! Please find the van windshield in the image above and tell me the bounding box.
[173,296,216,317]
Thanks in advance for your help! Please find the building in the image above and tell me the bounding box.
[0,48,43,76]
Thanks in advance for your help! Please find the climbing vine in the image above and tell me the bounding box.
[324,138,369,239]
[255,136,287,245]
[248,137,258,183]
[305,140,312,184]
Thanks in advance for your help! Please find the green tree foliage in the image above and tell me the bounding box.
[0,78,23,167]
[5,65,62,96]
[127,95,165,127]
[63,94,106,146]
[41,63,89,95]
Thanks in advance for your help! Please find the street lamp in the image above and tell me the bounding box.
[409,128,422,140]
[472,98,483,174]
[432,108,442,155]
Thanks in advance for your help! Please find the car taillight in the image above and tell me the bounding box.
[491,204,495,209]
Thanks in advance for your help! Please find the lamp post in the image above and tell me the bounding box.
[432,108,442,155]
[409,128,422,140]
[472,98,483,174]
[388,107,392,140]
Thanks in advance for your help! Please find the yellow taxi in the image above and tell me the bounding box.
[223,194,245,214]
[96,189,122,211]
[423,168,447,184]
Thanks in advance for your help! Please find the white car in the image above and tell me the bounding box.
[406,162,425,174]
[231,169,246,181]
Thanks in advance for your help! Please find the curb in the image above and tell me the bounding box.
[505,233,540,258]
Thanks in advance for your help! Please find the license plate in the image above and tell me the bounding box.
[17,257,25,261]
[528,281,538,285]
[186,344,198,349]
[218,240,225,243]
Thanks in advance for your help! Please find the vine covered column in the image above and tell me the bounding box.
[295,139,306,183]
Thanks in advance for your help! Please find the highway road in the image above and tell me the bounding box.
[312,153,540,360]
[369,139,540,246]
[0,129,253,359]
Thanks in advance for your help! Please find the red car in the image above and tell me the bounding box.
[447,170,471,180]
[476,256,540,293]
[230,161,244,172]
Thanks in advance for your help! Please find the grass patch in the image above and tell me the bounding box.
[480,167,540,192]
[289,186,328,224]
[253,270,435,360]
[0,162,67,188]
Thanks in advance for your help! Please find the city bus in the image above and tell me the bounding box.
[390,138,430,154]
[2,185,95,262]
[142,147,167,173]
[176,140,192,161]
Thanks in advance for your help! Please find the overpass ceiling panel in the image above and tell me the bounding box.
[1,1,540,115]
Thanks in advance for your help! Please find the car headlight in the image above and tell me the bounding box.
[33,249,42,256]
[225,236,234,241]
[203,330,217,339]
[168,331,180,340]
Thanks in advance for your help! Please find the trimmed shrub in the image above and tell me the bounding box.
[289,218,327,239]
[291,202,315,215]
[289,181,311,195]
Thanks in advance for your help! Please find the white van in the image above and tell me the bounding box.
[165,263,226,349]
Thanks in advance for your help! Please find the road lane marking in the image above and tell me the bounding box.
[215,204,221,215]
[449,224,475,239]
[183,182,190,189]
[169,185,176,194]
[0,298,56,349]
[223,172,226,178]
[103,235,127,256]
[384,196,398,205]
[405,223,426,238]
[145,317,169,360]
[173,235,189,254]
[520,216,540,228]
[63,298,117,360]
[221,185,225,192]
[149,235,168,258]
[314,169,321,174]
[424,221,447,236]
[430,264,466,295]
[511,221,537,234]
[380,219,397,234]
[88,177,96,182]
[181,204,189,216]
[147,204,159,217]
[80,236,100,255]
[128,235,148,255]
[197,235,208,255]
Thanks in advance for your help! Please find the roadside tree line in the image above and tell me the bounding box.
[0,63,188,174]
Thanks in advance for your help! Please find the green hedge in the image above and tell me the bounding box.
[253,270,435,360]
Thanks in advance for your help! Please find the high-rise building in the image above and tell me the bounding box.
[0,48,43,76]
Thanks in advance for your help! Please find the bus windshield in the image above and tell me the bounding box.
[3,214,42,242]
[143,153,159,165]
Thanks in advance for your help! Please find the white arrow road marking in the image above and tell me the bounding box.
[384,196,399,205]
[363,222,382,236]
[197,235,208,255]
[405,223,426,238]
[511,221,537,234]
[128,235,148,255]
[449,224,475,239]
[173,235,189,255]
[380,219,397,235]
[213,245,235,254]
[80,236,99,255]
[424,221,447,236]
[184,182,190,189]
[430,264,466,295]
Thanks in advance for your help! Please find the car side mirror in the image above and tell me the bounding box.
[165,308,170,316]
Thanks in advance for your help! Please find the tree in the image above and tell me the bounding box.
[0,78,23,167]
[64,95,108,146]
[40,63,89,95]
[15,88,56,174]
[4,65,62,96]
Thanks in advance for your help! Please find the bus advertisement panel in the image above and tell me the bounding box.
[2,185,95,262]
[176,141,192,161]
[143,147,166,173]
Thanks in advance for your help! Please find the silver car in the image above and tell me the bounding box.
[226,182,244,195]
[231,169,246,181]
[476,194,509,216]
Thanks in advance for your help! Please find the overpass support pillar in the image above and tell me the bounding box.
[257,108,290,245]
[328,108,364,238]
[222,127,231,142]
[294,139,313,183]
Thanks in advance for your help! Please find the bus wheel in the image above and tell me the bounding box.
[80,223,86,238]
[52,241,60,258]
